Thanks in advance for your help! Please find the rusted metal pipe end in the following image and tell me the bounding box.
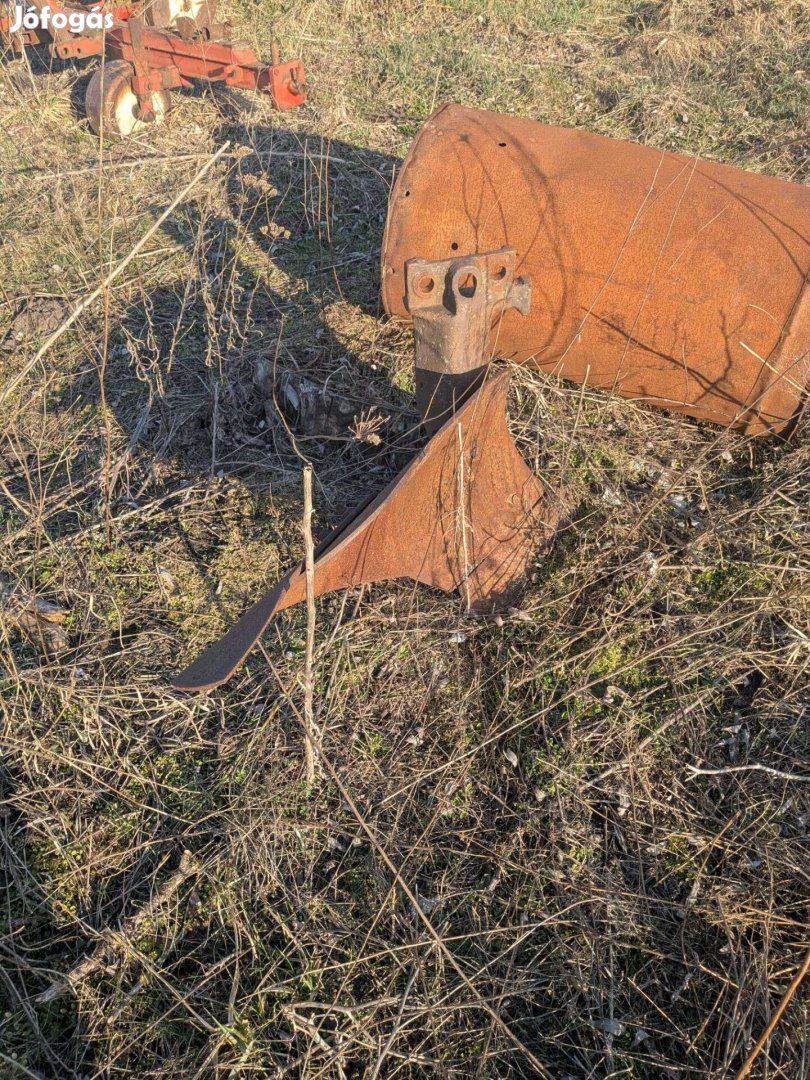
[172,371,560,693]
[382,105,810,434]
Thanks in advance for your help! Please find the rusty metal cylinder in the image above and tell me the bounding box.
[381,105,810,434]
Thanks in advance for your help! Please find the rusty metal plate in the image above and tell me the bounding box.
[173,372,559,692]
[406,246,530,434]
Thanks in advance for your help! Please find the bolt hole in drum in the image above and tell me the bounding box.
[85,60,173,138]
[415,274,435,295]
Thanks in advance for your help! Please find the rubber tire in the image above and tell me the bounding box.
[144,0,216,29]
[85,60,172,138]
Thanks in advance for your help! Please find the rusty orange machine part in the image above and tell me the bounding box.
[381,105,810,435]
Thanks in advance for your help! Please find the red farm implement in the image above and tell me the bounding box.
[0,0,306,135]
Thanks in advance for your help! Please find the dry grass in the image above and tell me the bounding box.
[1,0,809,1077]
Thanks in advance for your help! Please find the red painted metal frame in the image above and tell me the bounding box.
[1,0,306,112]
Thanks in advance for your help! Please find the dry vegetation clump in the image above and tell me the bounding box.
[1,0,808,1077]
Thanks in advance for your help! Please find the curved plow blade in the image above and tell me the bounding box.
[173,371,559,692]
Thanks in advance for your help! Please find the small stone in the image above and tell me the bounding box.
[597,1018,624,1037]
[284,384,300,411]
[157,567,175,591]
[641,550,659,577]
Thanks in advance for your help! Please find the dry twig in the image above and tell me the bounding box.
[732,947,810,1080]
[37,850,201,1003]
[302,462,318,786]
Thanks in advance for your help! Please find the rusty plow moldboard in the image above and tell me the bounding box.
[172,251,560,692]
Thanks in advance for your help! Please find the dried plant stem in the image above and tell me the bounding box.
[36,850,201,1003]
[302,463,317,786]
[733,947,810,1080]
[457,421,471,609]
[686,763,810,784]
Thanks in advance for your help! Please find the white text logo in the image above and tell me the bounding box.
[8,5,115,34]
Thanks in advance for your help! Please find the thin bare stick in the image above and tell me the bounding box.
[733,947,810,1080]
[9,148,353,181]
[686,763,810,784]
[37,850,201,1003]
[302,463,317,786]
[0,1048,44,1080]
[368,963,419,1080]
[457,421,471,609]
[0,141,231,408]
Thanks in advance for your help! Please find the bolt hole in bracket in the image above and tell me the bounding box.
[405,247,531,436]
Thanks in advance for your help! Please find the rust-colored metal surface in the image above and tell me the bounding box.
[173,372,558,692]
[382,105,810,434]
[174,251,559,693]
[407,246,530,434]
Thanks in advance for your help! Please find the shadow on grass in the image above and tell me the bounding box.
[37,118,424,635]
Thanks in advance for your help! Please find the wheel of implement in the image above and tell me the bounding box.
[144,0,216,29]
[85,60,173,138]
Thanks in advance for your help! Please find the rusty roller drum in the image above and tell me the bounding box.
[381,105,810,435]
